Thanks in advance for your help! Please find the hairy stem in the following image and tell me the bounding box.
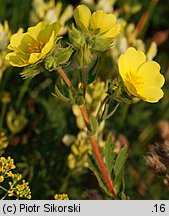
[56,66,117,199]
[57,67,76,94]
[91,137,117,199]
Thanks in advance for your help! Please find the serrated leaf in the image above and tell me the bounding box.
[114,146,128,177]
[90,116,99,135]
[52,85,70,103]
[114,168,124,194]
[88,153,111,197]
[105,133,115,177]
[87,57,99,85]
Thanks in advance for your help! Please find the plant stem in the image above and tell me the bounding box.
[0,185,8,200]
[91,137,117,199]
[81,103,91,131]
[56,66,117,199]
[56,67,76,94]
[81,101,117,199]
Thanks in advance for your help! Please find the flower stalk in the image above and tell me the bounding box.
[56,67,76,94]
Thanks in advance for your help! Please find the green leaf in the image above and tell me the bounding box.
[114,168,124,194]
[105,133,115,177]
[90,116,99,135]
[52,85,70,103]
[88,153,111,197]
[114,145,128,177]
[104,103,119,120]
[87,57,99,85]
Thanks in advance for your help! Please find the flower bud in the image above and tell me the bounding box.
[44,43,73,71]
[92,36,113,51]
[44,55,56,72]
[74,44,92,66]
[68,24,85,48]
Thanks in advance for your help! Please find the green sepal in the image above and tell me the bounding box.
[68,24,85,48]
[92,36,113,52]
[74,44,92,67]
[20,63,44,79]
[45,42,73,71]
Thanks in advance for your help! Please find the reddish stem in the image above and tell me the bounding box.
[56,66,117,199]
[81,104,92,131]
[81,104,117,199]
[91,137,117,200]
[57,67,76,94]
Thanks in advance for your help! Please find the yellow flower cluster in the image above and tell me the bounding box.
[15,180,31,199]
[0,156,16,175]
[8,179,31,199]
[0,156,31,200]
[54,193,69,200]
[118,47,165,103]
[5,21,60,67]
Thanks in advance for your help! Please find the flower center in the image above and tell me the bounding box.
[125,71,144,89]
[28,40,45,53]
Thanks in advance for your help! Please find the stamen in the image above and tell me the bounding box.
[125,71,144,89]
[28,39,45,53]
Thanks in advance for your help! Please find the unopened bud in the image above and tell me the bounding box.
[74,44,92,66]
[44,56,56,72]
[68,24,85,48]
[92,36,113,52]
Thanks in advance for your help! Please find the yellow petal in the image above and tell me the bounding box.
[123,47,146,72]
[38,22,60,42]
[90,10,116,33]
[41,31,55,57]
[118,54,130,79]
[28,21,48,40]
[103,24,121,38]
[124,80,139,97]
[28,53,41,64]
[138,61,164,87]
[73,5,91,31]
[18,34,35,54]
[138,86,164,103]
[7,32,25,51]
[5,52,29,67]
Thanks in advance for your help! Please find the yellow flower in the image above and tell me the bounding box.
[73,5,121,39]
[118,47,165,103]
[5,21,60,67]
